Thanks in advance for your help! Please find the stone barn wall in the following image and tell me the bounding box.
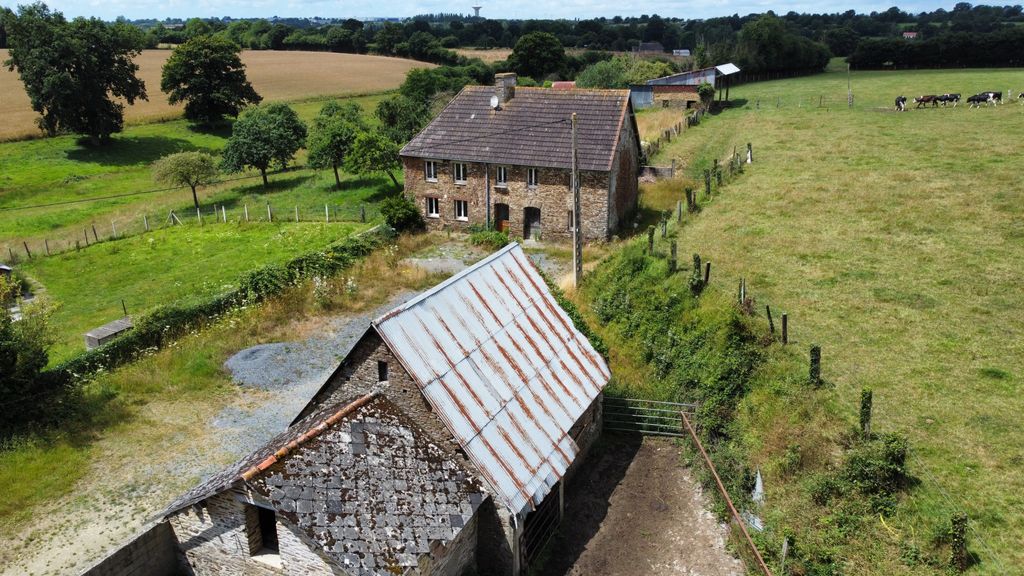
[80,521,182,576]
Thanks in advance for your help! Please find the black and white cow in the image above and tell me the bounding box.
[967,92,1001,108]
[937,93,961,107]
[895,95,907,112]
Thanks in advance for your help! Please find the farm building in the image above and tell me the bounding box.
[636,41,665,54]
[630,63,741,109]
[400,73,640,242]
[153,243,610,576]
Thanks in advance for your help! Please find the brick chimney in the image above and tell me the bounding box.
[495,73,517,104]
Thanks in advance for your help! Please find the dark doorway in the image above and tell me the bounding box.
[495,203,510,233]
[524,207,542,240]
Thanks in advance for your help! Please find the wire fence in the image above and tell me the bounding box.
[1,200,381,266]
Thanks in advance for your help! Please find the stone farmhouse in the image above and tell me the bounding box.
[136,243,609,576]
[400,73,640,243]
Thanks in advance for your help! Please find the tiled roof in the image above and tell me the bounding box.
[163,395,485,575]
[400,85,635,172]
[252,397,484,574]
[373,243,610,515]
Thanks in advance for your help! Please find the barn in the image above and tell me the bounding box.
[630,63,742,109]
[157,243,610,576]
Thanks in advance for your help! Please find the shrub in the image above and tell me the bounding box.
[842,432,908,498]
[468,228,509,251]
[380,195,424,232]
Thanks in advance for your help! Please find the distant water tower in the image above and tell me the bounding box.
[472,5,482,17]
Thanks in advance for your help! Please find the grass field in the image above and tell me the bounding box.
[21,221,367,362]
[0,93,392,257]
[452,48,513,62]
[639,65,1024,573]
[0,49,432,141]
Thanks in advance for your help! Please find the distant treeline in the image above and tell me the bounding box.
[849,26,1024,69]
[3,4,1022,73]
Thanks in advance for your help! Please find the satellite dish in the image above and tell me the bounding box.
[490,94,500,109]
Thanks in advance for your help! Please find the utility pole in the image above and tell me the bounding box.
[571,113,582,288]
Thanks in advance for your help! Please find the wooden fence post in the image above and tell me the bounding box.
[704,169,712,197]
[766,305,775,334]
[747,143,754,164]
[92,225,99,242]
[23,241,32,259]
[950,513,968,572]
[143,214,150,232]
[361,205,366,223]
[670,241,677,273]
[84,228,90,245]
[111,221,117,237]
[860,388,873,437]
[44,239,50,256]
[647,226,655,254]
[244,204,249,222]
[222,206,227,223]
[661,219,667,238]
[809,345,821,386]
[325,204,330,223]
[704,261,711,285]
[677,200,683,223]
[782,313,788,344]
[267,203,273,222]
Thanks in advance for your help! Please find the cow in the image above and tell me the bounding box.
[895,95,907,111]
[937,93,961,107]
[967,93,1000,108]
[914,95,939,108]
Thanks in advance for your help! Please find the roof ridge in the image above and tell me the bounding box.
[373,242,518,324]
[240,392,378,481]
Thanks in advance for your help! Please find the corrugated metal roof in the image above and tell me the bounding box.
[373,243,610,515]
[716,62,741,76]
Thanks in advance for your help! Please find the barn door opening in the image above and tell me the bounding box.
[523,207,541,240]
[494,203,510,233]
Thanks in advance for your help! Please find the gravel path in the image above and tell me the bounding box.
[215,292,415,457]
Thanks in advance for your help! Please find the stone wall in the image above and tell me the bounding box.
[608,115,640,233]
[168,490,344,575]
[402,157,612,242]
[80,521,182,576]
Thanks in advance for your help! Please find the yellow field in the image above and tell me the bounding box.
[453,48,513,63]
[0,49,432,141]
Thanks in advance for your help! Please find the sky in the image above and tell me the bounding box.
[0,0,959,21]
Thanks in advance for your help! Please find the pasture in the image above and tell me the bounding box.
[0,49,432,141]
[643,66,1024,573]
[21,221,367,362]
[0,93,392,257]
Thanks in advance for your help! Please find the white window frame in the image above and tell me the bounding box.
[453,162,468,184]
[454,199,469,221]
[426,197,440,218]
[424,160,437,182]
[495,166,508,188]
[527,167,539,188]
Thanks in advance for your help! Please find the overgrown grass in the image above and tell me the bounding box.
[621,65,1024,574]
[21,222,366,362]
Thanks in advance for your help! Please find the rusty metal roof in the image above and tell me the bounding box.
[373,243,610,515]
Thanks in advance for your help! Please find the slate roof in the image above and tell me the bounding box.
[373,243,610,515]
[400,85,637,172]
[164,394,485,575]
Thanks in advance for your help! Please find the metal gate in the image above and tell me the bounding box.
[603,397,697,437]
[521,481,561,567]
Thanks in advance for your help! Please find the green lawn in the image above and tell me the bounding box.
[21,221,366,362]
[641,66,1024,573]
[0,93,388,243]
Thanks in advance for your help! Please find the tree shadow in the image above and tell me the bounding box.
[66,135,219,167]
[215,174,318,204]
[532,434,643,576]
[187,123,233,138]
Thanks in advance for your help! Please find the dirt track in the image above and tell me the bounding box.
[538,436,745,576]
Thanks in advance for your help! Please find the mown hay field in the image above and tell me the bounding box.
[643,66,1024,574]
[0,49,432,141]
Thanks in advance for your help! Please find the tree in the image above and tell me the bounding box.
[0,277,54,437]
[152,152,217,209]
[221,103,307,186]
[345,130,401,188]
[2,3,147,144]
[509,32,566,80]
[375,94,430,144]
[161,35,262,125]
[307,101,364,188]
